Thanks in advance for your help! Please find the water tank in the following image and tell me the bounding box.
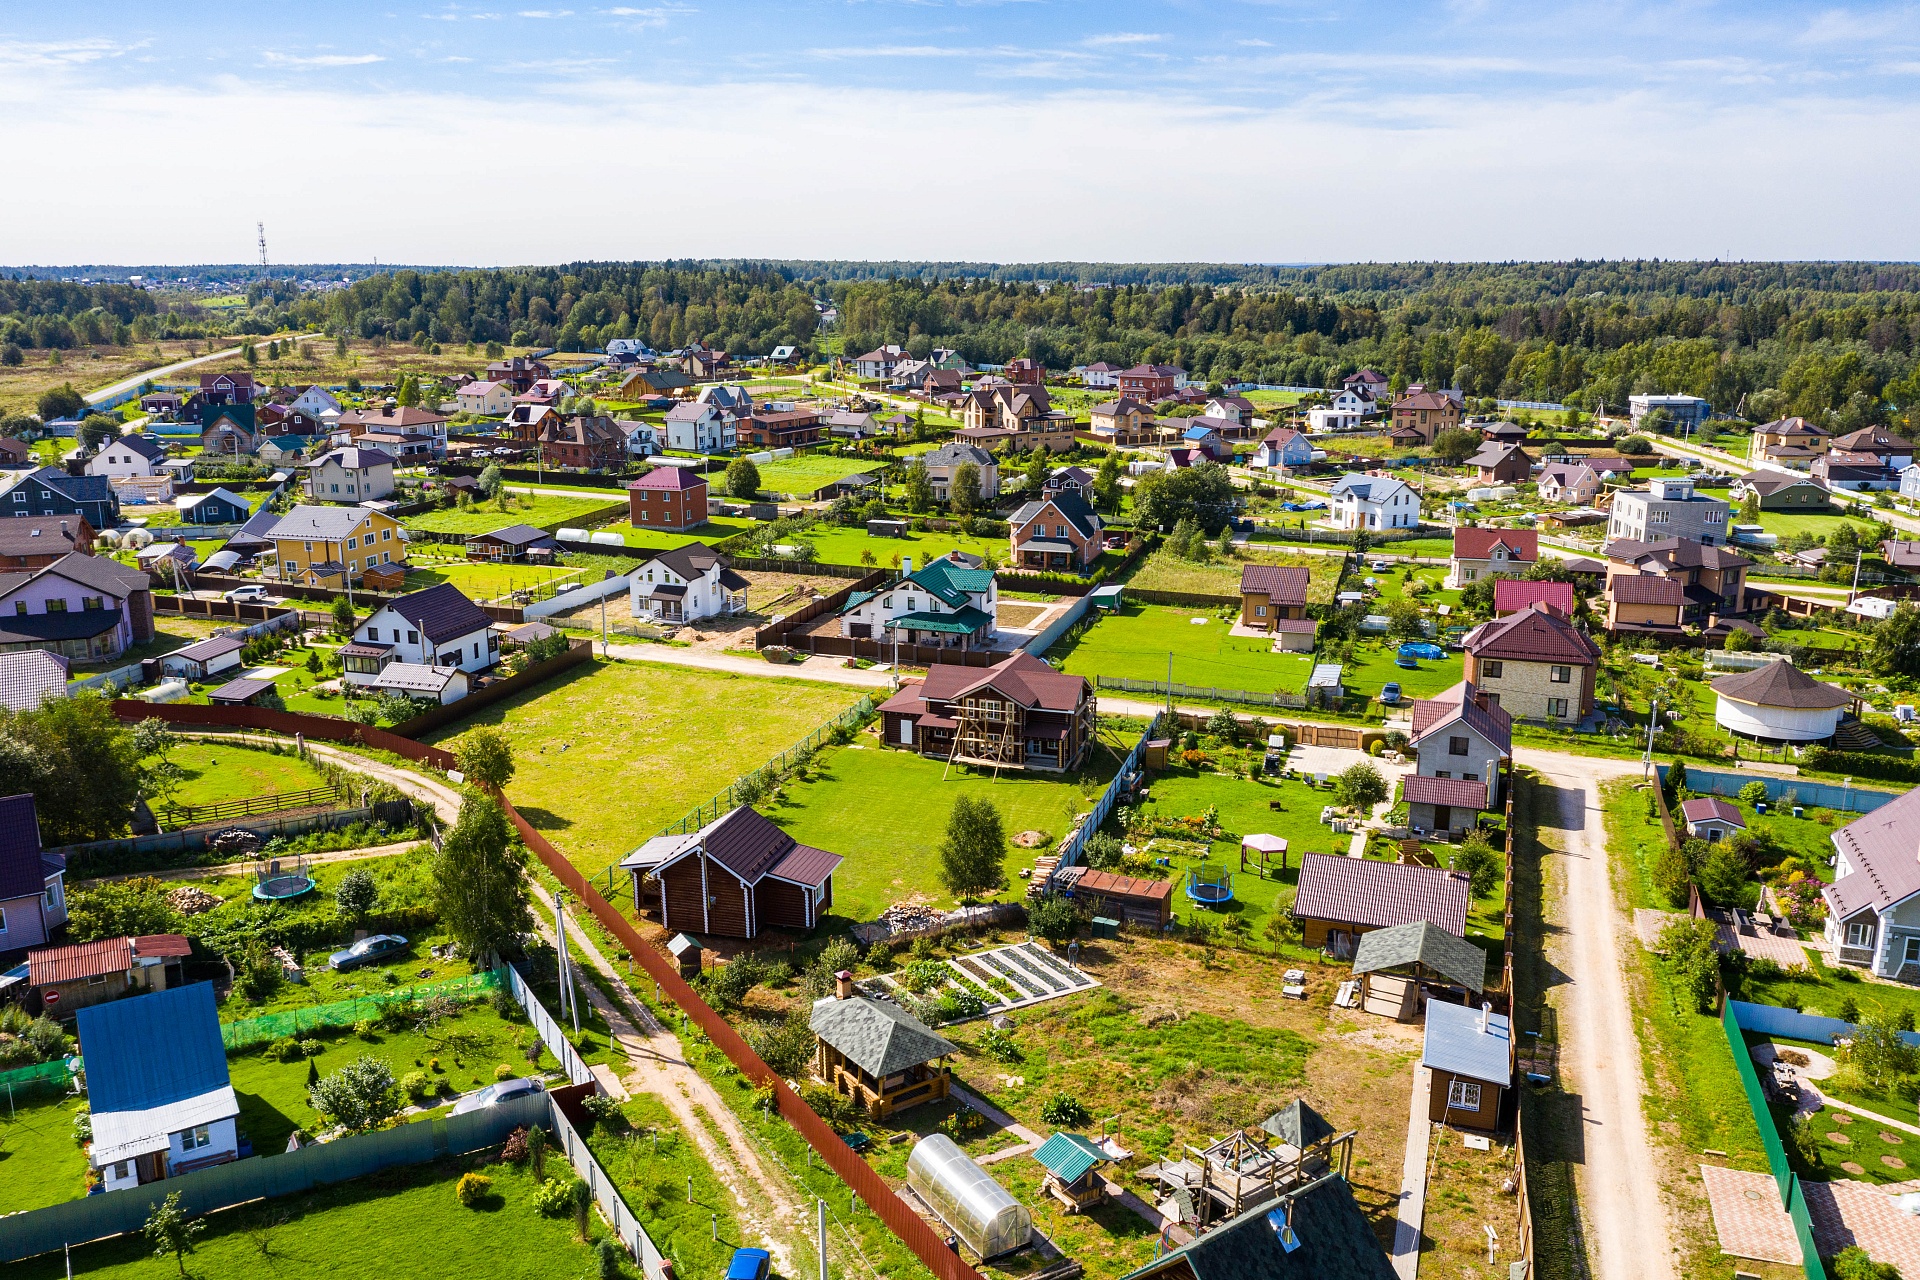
[905,1135,1030,1260]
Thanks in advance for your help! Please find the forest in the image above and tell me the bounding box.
[3,260,1919,427]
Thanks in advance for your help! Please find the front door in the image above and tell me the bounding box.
[1433,805,1451,832]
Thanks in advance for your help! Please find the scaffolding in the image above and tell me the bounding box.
[943,696,1025,778]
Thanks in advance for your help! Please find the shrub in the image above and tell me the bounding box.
[456,1172,493,1207]
[934,988,986,1022]
[309,1056,402,1132]
[1451,832,1501,900]
[1083,832,1123,870]
[532,1175,586,1218]
[1738,780,1769,806]
[502,1126,531,1164]
[1040,1094,1092,1127]
[582,1092,626,1131]
[942,1104,987,1137]
[594,1238,623,1280]
[746,1013,817,1078]
[495,1063,515,1081]
[1833,1245,1902,1280]
[1028,894,1080,944]
[72,1107,92,1145]
[401,1071,430,1100]
[982,1029,1023,1063]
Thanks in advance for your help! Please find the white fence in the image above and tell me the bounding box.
[523,569,638,620]
[69,662,145,694]
[549,1098,672,1280]
[504,960,596,1086]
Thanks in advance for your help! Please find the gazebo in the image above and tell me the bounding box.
[1240,833,1289,877]
[1711,660,1854,744]
[1350,920,1488,1021]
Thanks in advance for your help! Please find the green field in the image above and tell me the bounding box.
[763,734,1130,923]
[1341,639,1466,700]
[0,1090,92,1211]
[596,515,757,549]
[425,660,862,879]
[402,557,585,600]
[169,741,331,808]
[1125,547,1342,602]
[798,523,1015,569]
[1054,602,1316,693]
[1752,509,1882,541]
[748,453,882,496]
[407,495,623,536]
[9,1154,625,1280]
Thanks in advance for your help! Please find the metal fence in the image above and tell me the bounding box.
[504,960,596,1087]
[0,1090,549,1264]
[1720,1001,1824,1279]
[1024,590,1100,657]
[222,970,503,1051]
[548,1095,670,1280]
[1677,767,1898,815]
[1094,676,1312,710]
[1725,998,1920,1049]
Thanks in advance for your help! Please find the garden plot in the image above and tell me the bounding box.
[867,941,1100,1021]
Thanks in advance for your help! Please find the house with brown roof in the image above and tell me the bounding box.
[1834,426,1916,470]
[1238,564,1315,650]
[343,582,497,688]
[1406,680,1511,834]
[1604,536,1750,625]
[1711,659,1853,744]
[1811,451,1899,492]
[1823,786,1920,975]
[1116,363,1185,403]
[1009,490,1103,574]
[1604,573,1686,634]
[1748,416,1831,469]
[1466,442,1531,486]
[1290,853,1472,954]
[1492,579,1574,618]
[962,384,1068,437]
[631,805,841,940]
[629,542,749,624]
[1389,389,1460,445]
[1733,470,1830,511]
[338,405,449,455]
[1087,397,1157,446]
[540,415,627,470]
[877,651,1095,773]
[27,933,190,1014]
[739,408,824,450]
[1679,796,1746,843]
[1448,527,1537,589]
[0,516,95,569]
[1460,602,1602,724]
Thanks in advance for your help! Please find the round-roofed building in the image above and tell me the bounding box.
[1711,659,1853,743]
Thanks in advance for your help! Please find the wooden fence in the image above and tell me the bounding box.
[161,782,347,825]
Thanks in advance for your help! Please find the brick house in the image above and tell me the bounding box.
[197,371,255,405]
[626,466,709,532]
[1008,490,1103,573]
[1116,364,1184,403]
[1238,564,1315,651]
[1087,397,1156,446]
[1389,389,1461,445]
[487,356,551,393]
[1604,574,1686,634]
[633,805,841,940]
[1448,527,1537,589]
[540,416,627,469]
[877,651,1096,773]
[1603,536,1751,625]
[738,409,824,449]
[1460,602,1602,723]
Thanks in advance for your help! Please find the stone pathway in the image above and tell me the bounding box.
[1700,1165,1801,1265]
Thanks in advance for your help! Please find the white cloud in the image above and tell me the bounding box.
[517,8,574,16]
[0,38,129,69]
[1798,6,1917,44]
[1083,32,1164,46]
[1237,38,1273,47]
[262,51,387,67]
[805,44,970,58]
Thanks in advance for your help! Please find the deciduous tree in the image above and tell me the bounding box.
[938,795,1007,903]
[433,794,534,965]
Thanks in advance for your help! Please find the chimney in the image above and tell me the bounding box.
[835,970,854,1000]
[1480,1001,1493,1033]
[901,556,914,575]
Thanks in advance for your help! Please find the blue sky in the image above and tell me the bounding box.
[4,2,1918,264]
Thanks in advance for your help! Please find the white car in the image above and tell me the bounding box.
[449,1077,545,1116]
[223,585,272,603]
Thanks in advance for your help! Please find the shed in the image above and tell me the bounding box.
[1290,852,1471,955]
[1421,999,1511,1131]
[1350,920,1488,1020]
[159,635,245,681]
[667,931,704,981]
[1306,664,1344,707]
[1032,1131,1113,1211]
[1088,584,1124,611]
[1067,869,1174,928]
[810,983,955,1118]
[1117,1171,1394,1280]
[207,676,278,707]
[1678,796,1747,843]
[867,518,908,538]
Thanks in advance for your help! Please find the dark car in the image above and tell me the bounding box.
[327,934,408,972]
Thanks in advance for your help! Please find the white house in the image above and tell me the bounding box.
[663,402,736,454]
[852,345,905,380]
[1329,472,1419,531]
[290,385,343,421]
[159,635,245,681]
[1900,463,1920,505]
[305,446,395,503]
[369,662,470,705]
[456,380,514,417]
[342,582,497,688]
[85,435,167,479]
[79,984,241,1193]
[629,543,749,624]
[1823,785,1920,977]
[1082,361,1123,389]
[619,420,660,457]
[838,553,998,650]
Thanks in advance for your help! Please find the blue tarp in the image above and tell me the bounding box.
[1397,642,1445,660]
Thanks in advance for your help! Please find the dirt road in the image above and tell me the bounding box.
[1516,747,1676,1280]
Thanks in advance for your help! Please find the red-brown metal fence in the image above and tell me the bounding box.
[107,700,986,1280]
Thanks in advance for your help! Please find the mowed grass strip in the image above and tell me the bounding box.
[1053,603,1317,692]
[749,454,881,496]
[426,661,862,877]
[406,494,622,535]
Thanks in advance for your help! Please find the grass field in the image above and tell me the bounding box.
[1752,509,1883,541]
[749,454,882,497]
[584,1092,742,1279]
[1126,547,1342,602]
[1340,640,1466,700]
[402,557,584,601]
[0,1089,92,1211]
[9,1153,624,1279]
[425,660,862,879]
[407,495,622,536]
[1054,602,1317,692]
[168,741,331,808]
[762,736,1129,923]
[0,340,211,416]
[597,515,757,549]
[798,523,1018,569]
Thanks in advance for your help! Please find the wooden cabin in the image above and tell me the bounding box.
[622,807,841,941]
[1421,999,1511,1131]
[809,974,955,1119]
[1290,854,1471,957]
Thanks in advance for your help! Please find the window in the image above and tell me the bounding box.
[347,536,358,549]
[1464,772,1479,782]
[12,601,23,616]
[407,630,418,644]
[1549,665,1571,683]
[1447,1080,1482,1111]
[0,905,6,933]
[381,528,392,541]
[1482,660,1503,679]
[1907,936,1920,967]
[46,598,66,613]
[181,1124,211,1151]
[1548,698,1569,718]
[1434,770,1452,779]
[1255,605,1267,617]
[1448,736,1469,756]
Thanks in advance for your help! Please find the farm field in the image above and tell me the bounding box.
[1053,602,1317,693]
[0,340,211,416]
[9,1153,623,1280]
[148,337,553,389]
[1125,547,1341,602]
[407,494,623,536]
[748,453,882,496]
[425,660,862,879]
[762,733,1131,924]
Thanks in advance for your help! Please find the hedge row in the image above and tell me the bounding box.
[1800,747,1920,783]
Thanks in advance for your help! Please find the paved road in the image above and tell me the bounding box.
[1516,746,1675,1280]
[84,335,321,406]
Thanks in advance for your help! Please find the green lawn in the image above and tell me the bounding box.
[749,454,882,497]
[763,736,1128,924]
[582,1092,742,1279]
[1054,602,1316,693]
[1339,640,1466,701]
[402,557,585,601]
[596,515,758,549]
[796,523,1022,570]
[407,495,623,536]
[1752,509,1882,541]
[1796,1099,1919,1182]
[8,1154,626,1279]
[1126,547,1342,603]
[424,660,863,881]
[0,1090,92,1211]
[169,741,331,808]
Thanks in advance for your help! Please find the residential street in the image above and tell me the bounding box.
[1516,746,1676,1280]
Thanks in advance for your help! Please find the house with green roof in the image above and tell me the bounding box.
[838,551,999,651]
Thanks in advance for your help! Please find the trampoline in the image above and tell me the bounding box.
[1397,642,1445,661]
[252,856,317,902]
[1185,862,1235,908]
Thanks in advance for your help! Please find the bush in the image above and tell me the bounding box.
[1083,832,1123,871]
[495,1063,515,1081]
[501,1126,531,1164]
[456,1172,493,1207]
[982,1029,1023,1063]
[1027,894,1080,944]
[1451,832,1500,899]
[532,1175,587,1218]
[1658,917,1721,1013]
[1833,1245,1903,1280]
[582,1092,626,1130]
[900,960,950,994]
[72,1107,92,1145]
[401,1071,430,1100]
[746,1013,818,1077]
[1040,1094,1092,1127]
[1738,781,1770,806]
[594,1238,623,1280]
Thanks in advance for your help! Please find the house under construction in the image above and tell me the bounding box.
[1139,1099,1357,1231]
[877,651,1097,774]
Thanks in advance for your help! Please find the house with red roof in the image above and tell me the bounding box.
[1448,527,1537,589]
[1678,796,1746,843]
[1116,363,1186,403]
[878,651,1095,773]
[1492,578,1574,618]
[1291,853,1472,954]
[626,465,709,532]
[1461,603,1602,724]
[1405,680,1512,835]
[27,932,190,1014]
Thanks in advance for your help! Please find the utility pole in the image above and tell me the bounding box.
[818,1199,829,1280]
[1849,548,1864,605]
[1642,699,1659,778]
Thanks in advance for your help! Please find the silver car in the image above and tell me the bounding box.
[449,1076,545,1115]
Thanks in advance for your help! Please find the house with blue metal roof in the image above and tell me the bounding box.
[78,982,241,1192]
[1420,998,1511,1131]
[838,552,999,651]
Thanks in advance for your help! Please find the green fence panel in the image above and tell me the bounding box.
[1721,1000,1792,1200]
[1785,1176,1824,1280]
[221,969,502,1050]
[0,1058,75,1091]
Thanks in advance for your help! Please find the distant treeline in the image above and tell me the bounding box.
[4,260,1919,427]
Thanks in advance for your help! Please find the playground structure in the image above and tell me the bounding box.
[1185,862,1234,908]
[1141,1101,1357,1232]
[252,854,317,902]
